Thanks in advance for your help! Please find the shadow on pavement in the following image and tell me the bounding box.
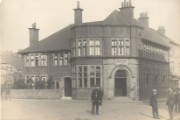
[139,112,153,119]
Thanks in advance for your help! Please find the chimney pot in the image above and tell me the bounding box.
[29,23,39,46]
[139,12,149,28]
[74,1,83,25]
[158,26,166,35]
[77,1,80,8]
[32,23,36,28]
[120,0,134,18]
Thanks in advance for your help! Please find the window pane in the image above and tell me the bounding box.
[84,66,87,72]
[89,40,94,45]
[79,66,82,72]
[84,78,87,87]
[95,41,100,45]
[79,78,82,87]
[112,40,117,46]
[31,55,35,66]
[96,78,100,87]
[89,47,94,55]
[90,78,95,87]
[96,66,100,71]
[126,40,130,46]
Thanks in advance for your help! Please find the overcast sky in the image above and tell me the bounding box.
[0,0,180,52]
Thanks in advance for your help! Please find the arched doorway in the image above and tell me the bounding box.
[114,69,127,96]
[64,77,72,97]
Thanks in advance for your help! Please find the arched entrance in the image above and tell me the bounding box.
[114,69,127,96]
[64,77,72,97]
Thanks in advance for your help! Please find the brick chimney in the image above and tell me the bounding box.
[120,0,134,19]
[138,12,149,28]
[28,23,39,46]
[74,1,83,25]
[157,26,165,36]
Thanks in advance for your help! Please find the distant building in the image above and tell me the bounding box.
[169,40,180,88]
[1,51,23,85]
[19,0,177,100]
[1,63,16,84]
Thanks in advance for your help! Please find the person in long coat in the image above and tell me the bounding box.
[91,85,101,115]
[99,87,104,106]
[150,89,160,119]
[177,88,180,112]
[166,88,175,120]
[174,86,179,112]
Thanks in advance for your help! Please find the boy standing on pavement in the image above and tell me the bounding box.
[150,89,160,119]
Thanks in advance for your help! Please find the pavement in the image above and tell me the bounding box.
[1,98,180,120]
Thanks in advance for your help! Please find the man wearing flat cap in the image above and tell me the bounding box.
[150,89,160,119]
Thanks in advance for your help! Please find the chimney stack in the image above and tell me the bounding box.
[74,1,83,25]
[157,26,166,36]
[28,23,39,46]
[138,12,149,28]
[120,0,134,19]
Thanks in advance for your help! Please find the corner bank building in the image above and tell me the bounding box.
[19,0,171,100]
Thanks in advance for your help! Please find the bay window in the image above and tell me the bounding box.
[111,38,130,56]
[72,38,101,56]
[73,65,102,88]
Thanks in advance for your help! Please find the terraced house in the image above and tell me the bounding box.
[19,0,176,100]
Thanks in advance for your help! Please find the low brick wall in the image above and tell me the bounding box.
[10,89,62,99]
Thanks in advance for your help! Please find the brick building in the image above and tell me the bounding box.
[19,0,173,100]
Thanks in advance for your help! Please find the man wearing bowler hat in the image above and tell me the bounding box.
[150,89,160,119]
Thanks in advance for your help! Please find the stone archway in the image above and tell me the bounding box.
[109,64,136,99]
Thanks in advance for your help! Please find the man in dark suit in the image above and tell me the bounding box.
[177,88,180,112]
[99,87,104,106]
[150,89,160,119]
[174,86,180,113]
[91,85,101,115]
[166,88,175,120]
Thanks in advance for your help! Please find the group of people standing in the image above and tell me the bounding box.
[150,86,180,120]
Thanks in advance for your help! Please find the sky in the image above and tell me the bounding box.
[0,0,180,52]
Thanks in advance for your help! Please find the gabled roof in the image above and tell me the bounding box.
[19,25,73,54]
[79,10,143,27]
[103,10,142,27]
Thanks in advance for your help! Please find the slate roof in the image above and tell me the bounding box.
[20,10,171,54]
[141,28,170,47]
[19,24,73,54]
[80,10,143,27]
